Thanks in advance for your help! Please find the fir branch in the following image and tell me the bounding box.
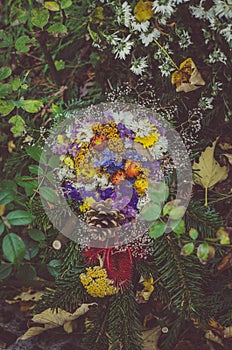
[185,199,224,238]
[152,235,208,316]
[108,287,143,350]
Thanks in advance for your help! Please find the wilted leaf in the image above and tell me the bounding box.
[192,138,229,205]
[224,326,232,338]
[134,0,153,23]
[171,58,205,93]
[18,303,97,341]
[216,227,230,245]
[217,249,232,272]
[189,228,198,240]
[142,327,161,350]
[6,289,44,304]
[197,243,215,264]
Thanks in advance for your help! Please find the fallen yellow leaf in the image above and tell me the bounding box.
[192,138,229,205]
[171,58,205,93]
[223,153,232,165]
[17,303,97,341]
[134,0,153,23]
[6,289,44,304]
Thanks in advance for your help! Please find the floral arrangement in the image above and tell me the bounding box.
[49,108,170,293]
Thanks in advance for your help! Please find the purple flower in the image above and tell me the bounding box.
[117,123,135,139]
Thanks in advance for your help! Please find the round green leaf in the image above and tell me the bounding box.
[0,101,15,116]
[47,24,68,34]
[10,77,21,91]
[181,243,194,256]
[6,210,35,226]
[197,243,210,264]
[0,66,12,80]
[149,221,166,239]
[29,229,46,242]
[0,189,15,204]
[24,239,39,260]
[140,202,161,221]
[170,219,185,234]
[47,259,62,277]
[169,206,186,220]
[148,181,169,204]
[9,115,25,137]
[31,8,49,29]
[39,186,58,203]
[2,233,26,264]
[61,0,72,9]
[0,218,5,235]
[16,264,37,281]
[20,99,43,113]
[189,228,198,240]
[0,263,12,280]
[15,35,33,53]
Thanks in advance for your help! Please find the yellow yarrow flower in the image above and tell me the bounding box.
[57,134,64,144]
[134,177,148,195]
[134,131,160,148]
[80,266,117,298]
[79,196,95,212]
[63,156,74,169]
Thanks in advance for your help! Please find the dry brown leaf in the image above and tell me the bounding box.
[223,153,232,165]
[217,249,232,272]
[205,330,224,346]
[171,58,205,93]
[6,289,44,304]
[17,303,97,341]
[192,138,229,205]
[224,326,232,338]
[142,327,161,349]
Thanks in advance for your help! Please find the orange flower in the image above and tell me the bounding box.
[134,0,153,23]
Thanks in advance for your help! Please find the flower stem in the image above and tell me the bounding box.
[153,39,179,70]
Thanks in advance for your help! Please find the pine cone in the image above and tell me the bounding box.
[86,200,125,242]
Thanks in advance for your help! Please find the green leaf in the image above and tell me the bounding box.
[148,181,169,204]
[29,165,44,175]
[140,202,161,221]
[6,210,35,226]
[44,1,60,11]
[16,176,38,196]
[10,5,28,24]
[0,263,12,280]
[47,259,62,277]
[61,0,72,9]
[189,228,198,240]
[0,180,17,193]
[0,218,5,235]
[169,206,186,221]
[15,35,34,53]
[216,227,230,245]
[29,229,45,242]
[24,239,39,260]
[54,59,65,71]
[197,243,211,264]
[31,8,50,29]
[170,219,185,234]
[181,243,194,256]
[10,77,21,91]
[16,264,37,281]
[48,155,60,168]
[87,24,99,42]
[47,24,67,34]
[26,145,43,162]
[2,233,26,264]
[39,186,59,203]
[9,115,25,137]
[0,190,15,204]
[0,67,12,81]
[163,199,181,216]
[20,99,43,113]
[0,100,15,116]
[61,0,72,10]
[149,221,166,239]
[0,83,12,98]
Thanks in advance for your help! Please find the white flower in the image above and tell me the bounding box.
[207,48,227,64]
[220,24,232,44]
[154,43,173,60]
[211,81,223,96]
[213,0,232,19]
[112,35,134,60]
[116,1,133,27]
[130,57,148,76]
[198,96,214,110]
[140,28,160,46]
[131,20,150,33]
[190,4,206,19]
[149,136,168,158]
[158,59,175,77]
[153,0,175,18]
[178,30,192,49]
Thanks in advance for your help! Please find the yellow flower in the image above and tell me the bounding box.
[81,167,96,178]
[63,156,74,169]
[57,134,64,144]
[79,197,95,212]
[134,131,160,148]
[134,0,153,23]
[80,266,117,298]
[134,177,148,195]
